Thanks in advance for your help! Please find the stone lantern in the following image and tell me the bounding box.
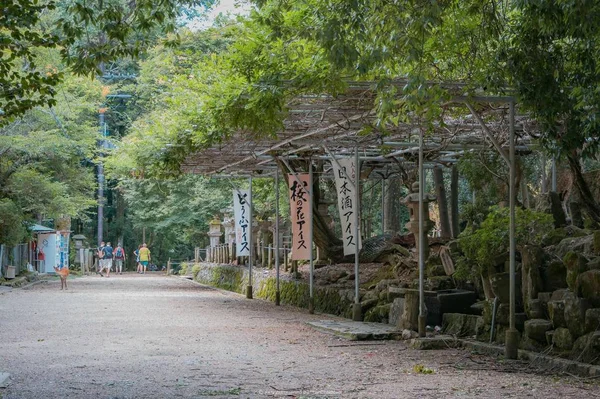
[402,181,436,259]
[72,234,87,250]
[222,214,235,245]
[208,218,223,248]
[72,234,88,272]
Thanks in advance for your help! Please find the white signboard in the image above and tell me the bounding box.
[332,158,362,255]
[233,189,251,256]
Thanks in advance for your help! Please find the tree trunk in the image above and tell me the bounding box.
[520,178,530,208]
[384,178,402,234]
[450,166,459,238]
[116,189,125,246]
[433,166,451,239]
[567,153,600,225]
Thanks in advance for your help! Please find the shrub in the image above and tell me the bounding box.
[459,206,553,274]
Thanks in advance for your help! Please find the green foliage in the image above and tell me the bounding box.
[0,199,27,246]
[116,175,232,263]
[1,0,214,124]
[503,1,600,159]
[0,73,100,223]
[459,207,553,271]
[413,364,434,374]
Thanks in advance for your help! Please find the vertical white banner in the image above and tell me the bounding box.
[288,174,311,260]
[233,189,251,256]
[332,158,362,255]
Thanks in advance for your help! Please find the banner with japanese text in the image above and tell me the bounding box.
[332,158,362,255]
[233,189,251,256]
[288,173,311,260]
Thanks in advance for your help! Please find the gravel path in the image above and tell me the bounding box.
[0,274,598,398]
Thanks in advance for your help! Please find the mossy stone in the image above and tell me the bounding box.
[576,270,600,307]
[563,251,588,291]
[552,327,574,351]
[542,228,568,247]
[364,303,392,323]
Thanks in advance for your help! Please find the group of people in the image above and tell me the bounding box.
[96,242,151,277]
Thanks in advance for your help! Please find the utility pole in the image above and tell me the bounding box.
[97,108,107,246]
[96,91,132,246]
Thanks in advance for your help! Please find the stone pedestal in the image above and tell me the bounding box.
[402,182,436,259]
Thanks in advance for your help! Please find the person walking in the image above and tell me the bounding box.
[134,245,142,273]
[100,242,114,277]
[96,241,105,276]
[138,243,151,274]
[114,244,126,275]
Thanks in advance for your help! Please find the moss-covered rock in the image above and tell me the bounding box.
[481,299,494,325]
[524,319,553,343]
[542,228,568,247]
[593,231,600,255]
[564,290,592,338]
[548,300,566,328]
[425,276,454,291]
[360,298,379,313]
[586,308,600,334]
[364,303,392,323]
[572,332,600,364]
[426,253,446,278]
[490,272,518,304]
[447,239,461,255]
[527,299,546,319]
[563,251,588,291]
[542,260,568,292]
[555,235,594,260]
[576,270,600,307]
[588,257,600,270]
[442,313,481,337]
[553,327,574,351]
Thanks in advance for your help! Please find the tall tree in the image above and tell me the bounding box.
[1,0,214,124]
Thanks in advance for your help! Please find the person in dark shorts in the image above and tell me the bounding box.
[134,245,142,273]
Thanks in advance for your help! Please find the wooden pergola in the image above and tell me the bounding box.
[181,81,536,178]
[179,80,541,359]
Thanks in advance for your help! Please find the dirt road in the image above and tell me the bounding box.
[0,274,597,398]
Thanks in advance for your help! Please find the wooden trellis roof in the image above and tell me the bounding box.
[180,81,537,177]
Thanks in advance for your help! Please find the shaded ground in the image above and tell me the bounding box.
[0,273,598,398]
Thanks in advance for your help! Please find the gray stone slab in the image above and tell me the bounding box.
[0,286,12,294]
[0,372,10,388]
[307,320,402,341]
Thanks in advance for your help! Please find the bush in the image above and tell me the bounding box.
[0,199,27,246]
[459,206,553,274]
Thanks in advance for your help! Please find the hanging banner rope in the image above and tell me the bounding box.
[233,189,251,256]
[332,158,362,255]
[288,173,311,260]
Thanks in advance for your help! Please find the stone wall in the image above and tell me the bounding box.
[190,262,354,318]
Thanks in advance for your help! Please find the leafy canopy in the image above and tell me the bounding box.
[1,0,214,124]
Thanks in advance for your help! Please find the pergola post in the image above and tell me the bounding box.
[308,161,315,314]
[505,99,519,359]
[352,146,362,321]
[552,157,557,192]
[275,168,281,306]
[418,129,427,337]
[381,179,386,234]
[246,176,253,299]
